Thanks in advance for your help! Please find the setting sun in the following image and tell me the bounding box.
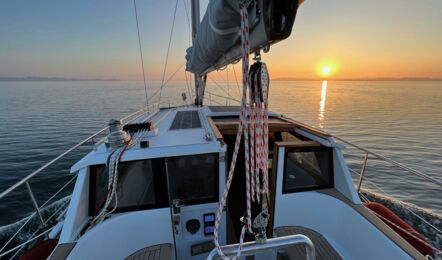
[322,66,331,76]
[316,59,338,78]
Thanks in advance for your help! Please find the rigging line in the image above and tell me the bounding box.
[227,66,230,105]
[206,90,241,103]
[209,73,231,97]
[207,74,234,101]
[232,63,242,96]
[133,0,149,108]
[158,0,179,105]
[215,69,229,87]
[181,71,191,105]
[184,70,193,102]
[182,0,192,45]
[148,62,185,104]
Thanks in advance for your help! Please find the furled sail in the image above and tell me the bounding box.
[186,0,303,75]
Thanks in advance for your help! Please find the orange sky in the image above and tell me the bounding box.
[1,1,441,80]
[261,1,442,80]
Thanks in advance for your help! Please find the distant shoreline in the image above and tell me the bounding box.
[1,76,440,82]
[272,77,442,82]
[0,77,120,82]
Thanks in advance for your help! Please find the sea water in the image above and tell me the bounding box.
[0,80,441,227]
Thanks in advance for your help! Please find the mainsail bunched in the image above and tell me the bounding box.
[186,0,302,75]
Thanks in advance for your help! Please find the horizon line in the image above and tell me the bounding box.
[1,76,442,82]
[272,76,442,81]
[0,76,120,82]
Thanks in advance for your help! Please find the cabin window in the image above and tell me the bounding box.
[282,147,333,193]
[89,158,168,215]
[166,153,218,205]
[90,164,108,216]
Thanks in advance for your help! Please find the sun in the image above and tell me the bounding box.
[321,66,331,76]
[316,60,338,78]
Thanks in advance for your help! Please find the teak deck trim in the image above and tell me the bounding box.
[274,140,322,148]
[207,117,224,141]
[211,117,295,135]
[210,115,330,138]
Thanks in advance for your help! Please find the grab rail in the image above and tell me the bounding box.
[207,234,315,259]
[331,135,442,188]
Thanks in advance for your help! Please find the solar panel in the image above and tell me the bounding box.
[170,111,202,130]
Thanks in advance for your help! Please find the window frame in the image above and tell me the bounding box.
[88,153,220,216]
[88,158,170,216]
[166,153,219,206]
[282,146,334,194]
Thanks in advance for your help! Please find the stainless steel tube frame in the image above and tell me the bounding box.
[207,234,315,260]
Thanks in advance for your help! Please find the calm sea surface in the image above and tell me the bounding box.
[0,80,441,225]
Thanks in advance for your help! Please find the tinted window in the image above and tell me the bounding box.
[116,160,158,208]
[283,147,333,193]
[90,165,108,216]
[89,158,168,215]
[166,154,218,204]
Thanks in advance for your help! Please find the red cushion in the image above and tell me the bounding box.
[365,201,434,257]
[19,239,58,260]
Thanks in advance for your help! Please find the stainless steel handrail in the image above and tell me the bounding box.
[332,135,442,187]
[348,163,442,236]
[356,152,369,192]
[207,234,315,259]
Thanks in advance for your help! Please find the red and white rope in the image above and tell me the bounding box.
[213,2,271,259]
[241,1,253,236]
[254,71,262,203]
[213,3,251,259]
[250,100,256,202]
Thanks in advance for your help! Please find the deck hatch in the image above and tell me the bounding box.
[170,111,202,130]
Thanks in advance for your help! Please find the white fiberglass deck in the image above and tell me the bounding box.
[71,106,224,173]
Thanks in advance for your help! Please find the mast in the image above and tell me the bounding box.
[191,0,205,105]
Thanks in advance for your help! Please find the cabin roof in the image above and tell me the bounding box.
[70,106,226,172]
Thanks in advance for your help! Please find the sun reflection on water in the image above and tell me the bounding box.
[319,80,327,128]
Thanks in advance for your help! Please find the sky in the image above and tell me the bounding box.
[1,0,441,80]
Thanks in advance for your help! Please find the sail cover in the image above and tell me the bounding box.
[186,0,302,75]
